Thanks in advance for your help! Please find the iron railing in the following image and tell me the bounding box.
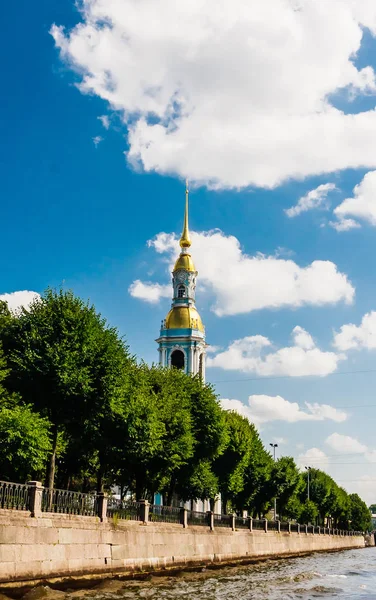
[0,481,30,511]
[41,488,97,516]
[107,498,141,521]
[187,510,209,526]
[252,519,266,530]
[149,504,181,524]
[214,513,233,528]
[235,516,250,529]
[0,480,365,537]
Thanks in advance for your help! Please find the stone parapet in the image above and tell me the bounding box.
[0,513,365,589]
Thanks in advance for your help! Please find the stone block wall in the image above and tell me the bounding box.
[0,511,365,588]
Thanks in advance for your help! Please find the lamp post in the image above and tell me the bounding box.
[305,466,311,501]
[270,443,278,520]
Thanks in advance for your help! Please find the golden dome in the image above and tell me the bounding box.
[165,306,204,332]
[173,252,196,273]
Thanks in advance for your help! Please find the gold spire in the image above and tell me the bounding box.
[179,179,191,248]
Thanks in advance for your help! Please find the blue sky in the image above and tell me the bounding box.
[4,0,376,502]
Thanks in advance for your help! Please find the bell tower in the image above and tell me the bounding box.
[156,183,206,380]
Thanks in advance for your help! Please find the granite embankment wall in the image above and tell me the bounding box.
[0,511,365,588]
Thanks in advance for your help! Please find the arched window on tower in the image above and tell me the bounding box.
[177,285,186,298]
[171,349,185,370]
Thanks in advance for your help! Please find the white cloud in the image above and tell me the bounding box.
[333,311,376,351]
[206,345,222,354]
[333,170,376,228]
[285,183,337,218]
[347,476,376,506]
[329,217,361,232]
[274,437,287,445]
[297,447,329,470]
[128,280,171,303]
[98,115,110,129]
[220,395,347,428]
[208,326,344,377]
[295,443,376,503]
[93,135,103,147]
[0,291,40,312]
[132,230,354,316]
[51,1,376,189]
[326,432,367,454]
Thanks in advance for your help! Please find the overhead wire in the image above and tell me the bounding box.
[211,367,376,384]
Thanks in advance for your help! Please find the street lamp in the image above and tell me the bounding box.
[305,466,311,501]
[270,443,278,520]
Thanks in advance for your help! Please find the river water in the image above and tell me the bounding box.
[80,548,376,600]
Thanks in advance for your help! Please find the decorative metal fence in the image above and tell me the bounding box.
[187,510,209,526]
[235,516,250,529]
[252,519,265,530]
[149,504,181,524]
[41,488,97,516]
[106,498,141,521]
[213,513,232,528]
[0,481,30,511]
[0,480,365,538]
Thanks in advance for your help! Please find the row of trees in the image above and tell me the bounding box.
[0,289,371,531]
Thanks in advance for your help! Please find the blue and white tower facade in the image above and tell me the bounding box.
[156,184,206,380]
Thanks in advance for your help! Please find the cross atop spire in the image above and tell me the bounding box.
[179,179,191,249]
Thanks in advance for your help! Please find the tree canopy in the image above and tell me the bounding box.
[0,288,370,530]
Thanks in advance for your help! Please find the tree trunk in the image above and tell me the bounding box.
[166,478,175,506]
[96,469,104,493]
[135,478,145,501]
[45,424,58,490]
[222,492,228,515]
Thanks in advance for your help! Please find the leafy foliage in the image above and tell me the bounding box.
[0,287,369,528]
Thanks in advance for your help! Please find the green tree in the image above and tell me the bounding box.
[0,340,51,482]
[349,493,372,531]
[300,499,319,525]
[212,411,254,514]
[175,376,227,503]
[0,404,51,481]
[2,288,132,490]
[236,429,274,517]
[269,457,301,520]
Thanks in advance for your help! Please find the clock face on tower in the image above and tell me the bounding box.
[175,270,186,283]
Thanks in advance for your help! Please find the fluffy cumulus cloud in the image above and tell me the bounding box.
[130,230,354,315]
[208,326,344,376]
[128,280,171,303]
[220,395,347,428]
[0,291,40,312]
[333,311,376,351]
[331,170,376,230]
[51,1,376,189]
[296,447,329,470]
[329,217,361,232]
[326,432,367,454]
[285,183,337,218]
